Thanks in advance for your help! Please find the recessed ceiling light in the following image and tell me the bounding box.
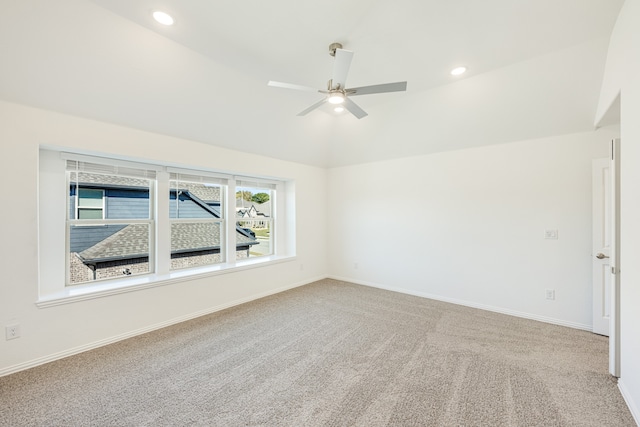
[153,11,174,26]
[451,66,467,76]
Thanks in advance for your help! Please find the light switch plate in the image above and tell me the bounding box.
[544,229,558,240]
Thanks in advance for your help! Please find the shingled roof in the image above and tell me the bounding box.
[176,182,220,202]
[78,222,257,263]
[70,172,149,189]
[78,224,148,262]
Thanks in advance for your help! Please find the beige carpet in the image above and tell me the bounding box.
[0,279,635,426]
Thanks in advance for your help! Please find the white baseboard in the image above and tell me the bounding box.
[327,275,592,331]
[0,275,325,378]
[619,379,640,426]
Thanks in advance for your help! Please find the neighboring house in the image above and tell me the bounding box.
[69,176,258,284]
[236,199,271,229]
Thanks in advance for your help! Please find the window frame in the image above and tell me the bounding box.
[65,161,156,286]
[168,175,227,271]
[235,184,276,259]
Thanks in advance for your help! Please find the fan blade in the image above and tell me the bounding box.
[297,98,327,116]
[268,81,319,92]
[343,98,368,119]
[348,81,407,96]
[332,49,354,89]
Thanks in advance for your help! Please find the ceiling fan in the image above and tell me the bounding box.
[268,43,407,119]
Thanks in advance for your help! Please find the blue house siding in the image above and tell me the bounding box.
[69,185,150,220]
[69,195,75,220]
[70,186,225,220]
[106,191,149,219]
[169,191,212,218]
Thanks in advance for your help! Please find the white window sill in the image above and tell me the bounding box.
[36,255,296,308]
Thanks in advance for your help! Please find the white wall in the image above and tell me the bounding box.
[596,0,640,422]
[0,100,327,374]
[328,130,616,329]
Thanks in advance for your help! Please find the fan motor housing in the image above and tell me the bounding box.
[329,42,343,57]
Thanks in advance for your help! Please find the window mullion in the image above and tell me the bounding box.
[155,171,171,275]
[227,178,237,265]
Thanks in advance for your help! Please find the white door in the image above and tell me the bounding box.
[591,139,620,377]
[592,157,611,336]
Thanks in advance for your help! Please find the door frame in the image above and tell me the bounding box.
[591,138,620,377]
[610,138,621,377]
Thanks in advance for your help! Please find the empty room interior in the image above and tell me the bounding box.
[1,0,640,425]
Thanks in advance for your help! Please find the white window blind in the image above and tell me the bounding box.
[63,154,158,179]
[168,170,227,185]
[235,177,278,190]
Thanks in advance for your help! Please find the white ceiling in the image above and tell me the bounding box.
[0,0,624,167]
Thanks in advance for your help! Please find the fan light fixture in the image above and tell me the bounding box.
[267,42,408,119]
[328,91,345,104]
[153,11,174,25]
[451,66,467,76]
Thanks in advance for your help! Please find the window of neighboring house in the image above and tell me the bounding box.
[169,172,227,270]
[76,189,104,219]
[67,161,154,285]
[235,180,276,259]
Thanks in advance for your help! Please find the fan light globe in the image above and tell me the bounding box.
[334,106,345,113]
[328,92,345,104]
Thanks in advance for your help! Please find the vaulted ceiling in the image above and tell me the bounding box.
[0,0,624,167]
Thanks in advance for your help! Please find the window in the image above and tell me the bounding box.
[236,180,276,258]
[38,149,294,303]
[169,173,226,270]
[66,161,155,285]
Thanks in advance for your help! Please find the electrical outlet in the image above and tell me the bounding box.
[354,262,359,270]
[544,229,558,240]
[545,289,555,300]
[5,324,20,340]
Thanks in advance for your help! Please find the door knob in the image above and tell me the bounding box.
[596,252,609,259]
